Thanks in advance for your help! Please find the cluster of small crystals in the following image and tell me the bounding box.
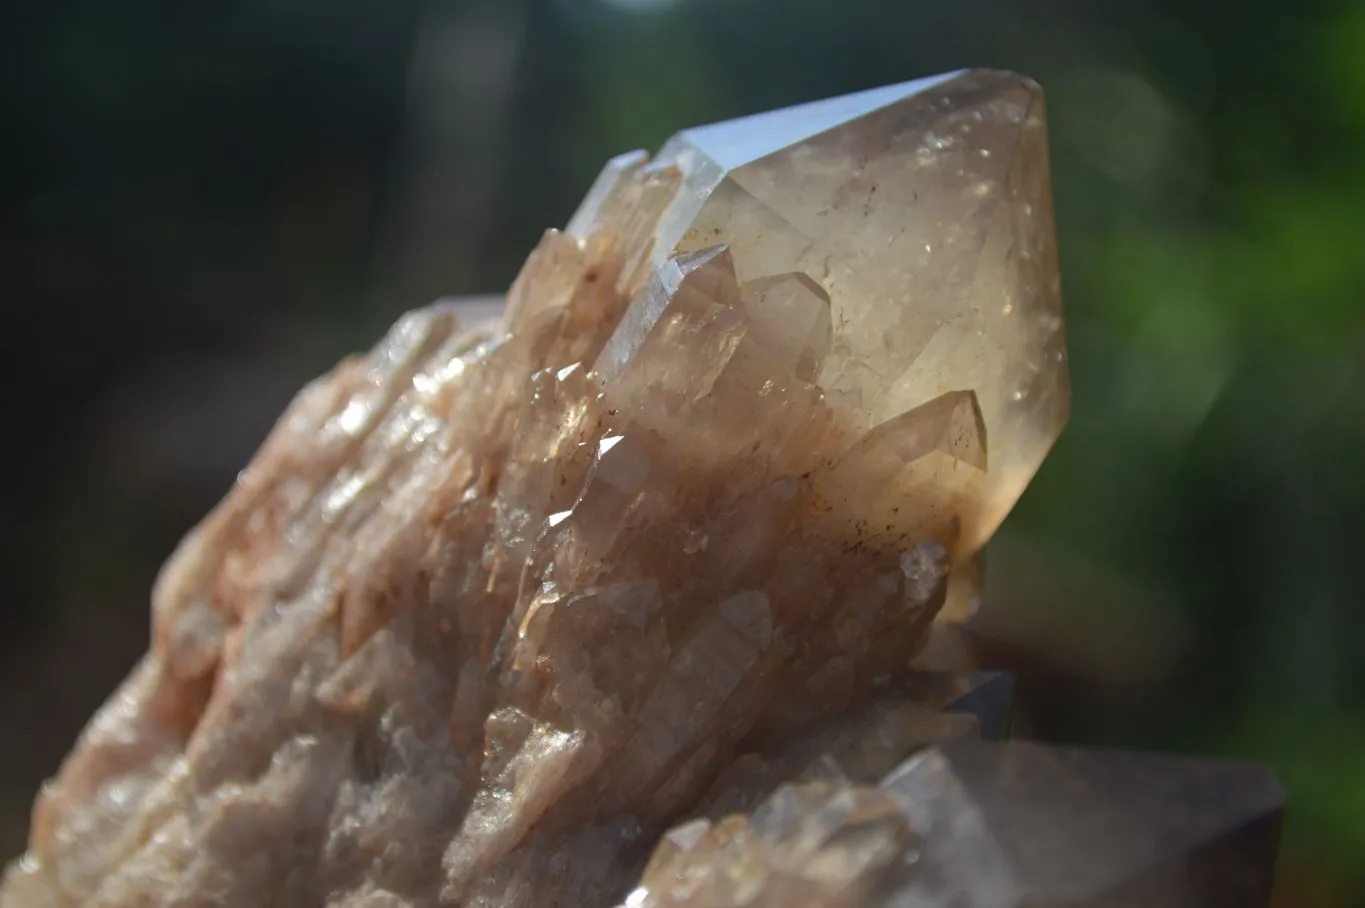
[1,69,1067,908]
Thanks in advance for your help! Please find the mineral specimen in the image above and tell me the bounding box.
[4,69,1210,908]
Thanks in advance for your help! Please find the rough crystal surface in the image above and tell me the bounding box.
[2,71,1075,908]
[627,741,1285,908]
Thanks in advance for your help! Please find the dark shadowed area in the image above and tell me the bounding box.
[3,0,1363,904]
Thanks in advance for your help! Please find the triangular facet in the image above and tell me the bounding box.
[673,71,965,171]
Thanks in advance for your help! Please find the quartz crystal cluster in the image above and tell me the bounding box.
[1,70,1280,908]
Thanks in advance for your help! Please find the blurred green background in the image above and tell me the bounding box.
[3,0,1363,904]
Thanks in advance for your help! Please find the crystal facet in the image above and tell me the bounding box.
[631,741,1284,908]
[0,72,1137,908]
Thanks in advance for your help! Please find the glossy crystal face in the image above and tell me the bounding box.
[573,69,1070,554]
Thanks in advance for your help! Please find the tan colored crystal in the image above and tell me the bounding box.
[2,70,1067,908]
[738,273,833,383]
[652,69,1068,553]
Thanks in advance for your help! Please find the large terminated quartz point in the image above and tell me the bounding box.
[627,741,1286,908]
[1,72,1086,907]
[576,69,1069,554]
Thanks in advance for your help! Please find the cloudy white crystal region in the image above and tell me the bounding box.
[582,69,1071,554]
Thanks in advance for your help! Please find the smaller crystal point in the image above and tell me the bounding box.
[857,388,988,473]
[817,389,988,550]
[566,149,650,240]
[593,245,741,385]
[739,273,833,382]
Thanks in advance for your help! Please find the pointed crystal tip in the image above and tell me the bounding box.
[575,69,1070,556]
